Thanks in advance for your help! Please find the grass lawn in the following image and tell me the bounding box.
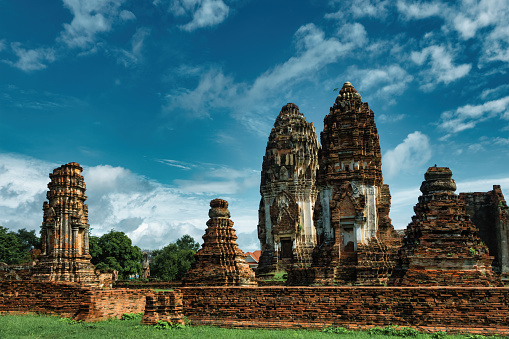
[0,313,498,339]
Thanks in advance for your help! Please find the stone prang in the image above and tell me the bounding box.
[184,199,256,286]
[391,167,501,286]
[32,163,114,287]
[297,82,398,286]
[257,103,320,275]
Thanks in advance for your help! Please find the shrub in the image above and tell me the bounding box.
[154,320,186,330]
[322,326,354,334]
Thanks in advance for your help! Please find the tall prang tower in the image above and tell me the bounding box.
[308,82,397,285]
[257,103,320,275]
[33,162,112,286]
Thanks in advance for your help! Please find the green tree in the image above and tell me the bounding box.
[0,227,41,264]
[90,230,142,280]
[176,234,200,252]
[150,235,200,281]
[14,228,40,253]
[0,226,24,264]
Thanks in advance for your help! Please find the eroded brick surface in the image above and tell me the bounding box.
[31,163,114,287]
[183,199,256,286]
[288,82,400,286]
[392,167,501,287]
[0,281,146,321]
[173,286,509,334]
[141,291,184,325]
[461,185,509,284]
[257,103,320,275]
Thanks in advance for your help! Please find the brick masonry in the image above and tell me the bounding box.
[169,286,509,334]
[3,280,509,334]
[0,281,147,321]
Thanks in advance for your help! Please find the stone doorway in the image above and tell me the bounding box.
[280,238,293,259]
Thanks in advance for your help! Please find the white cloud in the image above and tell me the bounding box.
[481,84,509,100]
[8,43,55,72]
[59,0,128,49]
[119,10,136,21]
[326,0,389,20]
[396,0,445,20]
[336,23,368,47]
[0,153,259,250]
[494,137,509,146]
[439,95,509,133]
[377,114,405,123]
[396,0,509,67]
[180,0,229,31]
[114,27,151,67]
[165,67,237,119]
[155,0,229,31]
[156,159,194,170]
[0,40,5,52]
[383,131,432,178]
[467,143,484,153]
[410,45,471,90]
[346,64,413,102]
[166,23,355,134]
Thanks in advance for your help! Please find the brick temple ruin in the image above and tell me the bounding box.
[391,166,501,286]
[258,81,509,287]
[257,103,320,274]
[0,163,114,286]
[183,198,256,286]
[32,163,114,286]
[3,82,509,334]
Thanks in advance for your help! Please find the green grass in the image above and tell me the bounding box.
[0,314,504,339]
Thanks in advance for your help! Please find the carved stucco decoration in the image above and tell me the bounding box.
[331,181,365,219]
[271,190,300,236]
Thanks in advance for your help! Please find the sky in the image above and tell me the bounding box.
[1,0,509,252]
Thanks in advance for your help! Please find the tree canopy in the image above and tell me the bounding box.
[150,234,200,281]
[89,230,142,280]
[0,227,40,265]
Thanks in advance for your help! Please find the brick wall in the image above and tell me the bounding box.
[176,286,509,334]
[141,291,184,325]
[0,280,87,318]
[0,281,148,321]
[76,288,147,321]
[113,280,181,290]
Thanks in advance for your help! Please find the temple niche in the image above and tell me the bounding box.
[257,103,320,275]
[391,167,501,287]
[287,82,399,286]
[183,199,256,286]
[32,162,114,287]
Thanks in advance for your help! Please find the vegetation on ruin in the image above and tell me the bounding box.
[149,234,200,281]
[0,226,40,264]
[0,314,503,339]
[89,230,143,279]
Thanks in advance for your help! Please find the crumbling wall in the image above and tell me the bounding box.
[461,185,509,283]
[75,288,147,321]
[158,286,509,334]
[141,291,184,325]
[0,281,147,321]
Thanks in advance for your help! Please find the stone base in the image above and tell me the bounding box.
[31,257,115,288]
[396,268,502,287]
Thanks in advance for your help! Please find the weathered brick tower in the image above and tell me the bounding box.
[391,166,501,286]
[257,103,320,275]
[307,81,398,285]
[460,186,509,285]
[184,199,256,286]
[32,162,112,286]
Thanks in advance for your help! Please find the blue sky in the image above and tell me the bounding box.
[1,0,509,251]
